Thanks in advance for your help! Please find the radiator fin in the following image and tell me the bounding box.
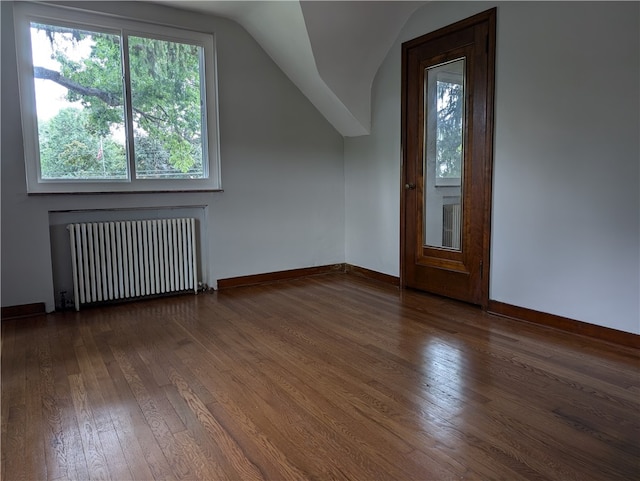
[68,218,198,310]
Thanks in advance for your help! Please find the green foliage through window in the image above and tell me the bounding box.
[435,80,463,179]
[39,108,126,179]
[30,21,207,181]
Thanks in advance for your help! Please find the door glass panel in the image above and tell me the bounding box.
[423,58,465,250]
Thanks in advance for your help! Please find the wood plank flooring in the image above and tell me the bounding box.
[2,273,639,480]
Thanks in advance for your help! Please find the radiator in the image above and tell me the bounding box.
[67,218,198,310]
[442,204,461,249]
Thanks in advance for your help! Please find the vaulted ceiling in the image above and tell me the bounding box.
[157,1,426,136]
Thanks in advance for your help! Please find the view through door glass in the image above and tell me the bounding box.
[424,58,465,251]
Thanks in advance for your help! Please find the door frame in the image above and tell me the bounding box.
[400,8,496,308]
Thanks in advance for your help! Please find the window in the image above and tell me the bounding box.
[14,3,221,193]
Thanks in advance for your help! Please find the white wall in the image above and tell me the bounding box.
[345,1,640,334]
[3,1,638,336]
[1,1,345,312]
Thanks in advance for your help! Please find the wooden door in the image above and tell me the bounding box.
[401,9,496,306]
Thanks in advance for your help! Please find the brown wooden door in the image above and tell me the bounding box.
[401,9,496,306]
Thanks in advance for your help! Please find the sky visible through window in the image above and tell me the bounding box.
[32,28,88,120]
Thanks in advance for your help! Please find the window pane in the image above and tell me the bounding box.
[435,78,464,180]
[129,36,205,179]
[423,58,465,250]
[30,23,127,180]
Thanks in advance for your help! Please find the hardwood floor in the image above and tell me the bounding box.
[2,273,639,480]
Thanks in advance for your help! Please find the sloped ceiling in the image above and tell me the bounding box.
[156,1,426,136]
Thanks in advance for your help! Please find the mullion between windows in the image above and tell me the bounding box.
[120,31,137,182]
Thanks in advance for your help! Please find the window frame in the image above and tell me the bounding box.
[14,2,222,194]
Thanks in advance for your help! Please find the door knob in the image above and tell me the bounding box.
[405,183,416,190]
